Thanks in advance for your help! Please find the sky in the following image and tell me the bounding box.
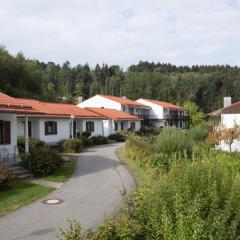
[0,0,240,68]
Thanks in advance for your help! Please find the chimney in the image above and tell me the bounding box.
[224,97,232,108]
[77,96,83,104]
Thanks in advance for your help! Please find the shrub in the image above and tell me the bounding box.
[17,136,45,152]
[87,155,240,240]
[155,127,194,156]
[187,123,209,143]
[81,131,91,138]
[62,139,83,153]
[90,136,108,145]
[108,132,125,142]
[80,136,93,147]
[22,147,63,177]
[0,167,12,191]
[125,134,156,167]
[148,153,170,171]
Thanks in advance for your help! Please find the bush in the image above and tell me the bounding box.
[155,127,194,156]
[22,147,63,177]
[86,154,240,240]
[125,134,156,167]
[81,131,91,138]
[0,167,12,191]
[108,132,125,142]
[79,136,93,147]
[62,139,83,153]
[17,136,45,152]
[187,123,209,143]
[90,136,108,145]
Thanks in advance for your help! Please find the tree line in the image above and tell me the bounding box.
[1,46,240,113]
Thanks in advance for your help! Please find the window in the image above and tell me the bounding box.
[121,122,124,131]
[0,120,11,144]
[86,121,94,132]
[45,121,57,135]
[114,122,118,131]
[22,121,32,137]
[130,122,135,129]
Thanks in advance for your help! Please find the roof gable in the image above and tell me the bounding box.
[86,107,141,121]
[137,98,184,110]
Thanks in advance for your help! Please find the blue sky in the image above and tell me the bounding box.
[0,0,240,68]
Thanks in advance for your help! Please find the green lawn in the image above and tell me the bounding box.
[43,160,76,183]
[116,147,147,187]
[0,181,54,217]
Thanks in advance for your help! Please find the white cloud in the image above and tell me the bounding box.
[0,0,240,68]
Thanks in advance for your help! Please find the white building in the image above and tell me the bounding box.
[136,98,186,129]
[78,94,149,127]
[17,99,105,145]
[209,97,240,152]
[86,107,141,136]
[0,92,40,165]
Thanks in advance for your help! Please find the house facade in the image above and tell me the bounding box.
[136,98,186,129]
[209,97,240,152]
[78,94,150,126]
[0,92,40,164]
[17,99,105,145]
[86,107,141,136]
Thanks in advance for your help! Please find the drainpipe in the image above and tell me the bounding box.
[24,115,29,154]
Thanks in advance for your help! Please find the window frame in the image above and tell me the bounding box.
[114,122,118,131]
[130,122,136,130]
[86,121,94,132]
[45,121,58,135]
[0,120,11,145]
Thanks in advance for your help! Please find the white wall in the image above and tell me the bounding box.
[0,113,17,155]
[219,114,240,152]
[136,99,164,119]
[78,95,122,110]
[81,119,104,136]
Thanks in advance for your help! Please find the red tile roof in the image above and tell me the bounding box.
[86,107,141,121]
[98,94,148,108]
[0,92,41,113]
[18,98,105,118]
[137,98,184,110]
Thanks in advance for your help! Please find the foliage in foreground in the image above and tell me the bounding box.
[62,139,83,153]
[0,167,13,191]
[22,147,63,177]
[58,150,240,240]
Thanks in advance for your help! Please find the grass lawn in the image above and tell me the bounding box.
[43,160,76,183]
[116,147,147,187]
[0,181,54,217]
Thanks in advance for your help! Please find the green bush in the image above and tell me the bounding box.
[62,139,83,153]
[79,136,93,147]
[155,127,194,156]
[22,147,63,177]
[187,123,209,143]
[17,136,45,152]
[86,153,240,240]
[0,167,12,191]
[125,134,156,167]
[108,132,125,142]
[81,131,91,138]
[90,136,108,145]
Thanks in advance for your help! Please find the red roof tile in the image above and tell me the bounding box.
[86,107,141,121]
[0,92,41,113]
[138,98,184,110]
[18,98,105,118]
[98,94,148,108]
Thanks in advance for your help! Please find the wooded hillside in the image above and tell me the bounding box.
[1,46,240,113]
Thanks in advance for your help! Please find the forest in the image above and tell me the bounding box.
[1,46,240,113]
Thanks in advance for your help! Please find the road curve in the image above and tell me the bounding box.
[0,143,135,240]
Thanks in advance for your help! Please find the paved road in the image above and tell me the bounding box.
[0,143,135,240]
